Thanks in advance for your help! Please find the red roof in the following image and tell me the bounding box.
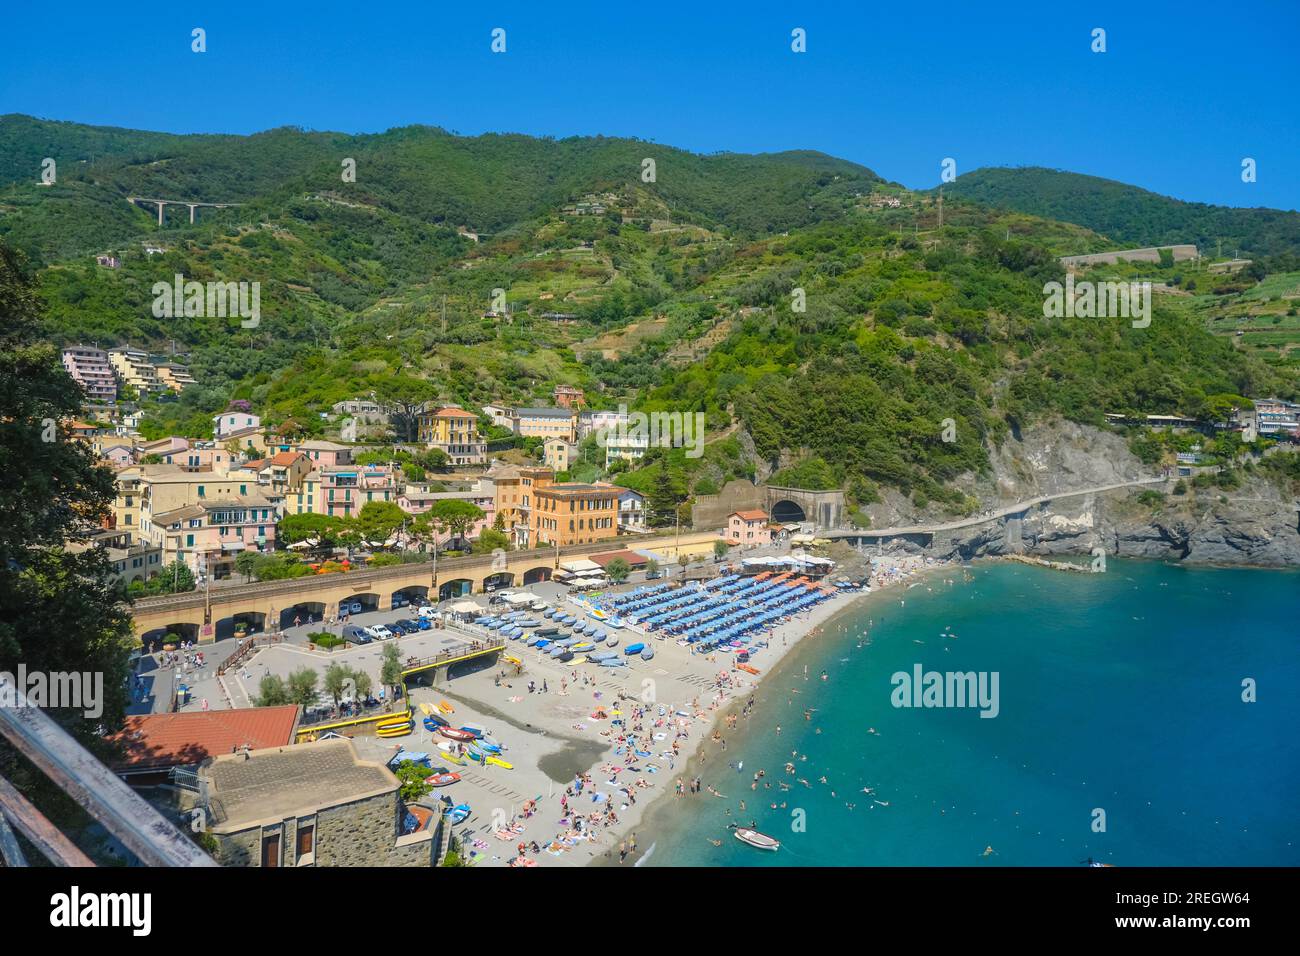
[107,705,300,771]
[267,450,306,467]
[590,549,649,568]
[731,509,769,522]
[434,407,474,419]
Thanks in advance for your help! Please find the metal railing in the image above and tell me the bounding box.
[0,678,216,867]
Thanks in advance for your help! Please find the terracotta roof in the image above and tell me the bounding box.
[107,705,300,771]
[433,407,475,419]
[731,509,770,522]
[266,450,306,467]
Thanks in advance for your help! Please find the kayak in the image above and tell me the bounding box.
[423,714,449,730]
[733,827,780,851]
[438,700,455,714]
[737,663,760,675]
[439,727,476,742]
[458,725,484,739]
[438,749,466,766]
[485,755,513,770]
[419,702,435,716]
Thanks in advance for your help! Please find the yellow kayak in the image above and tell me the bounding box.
[439,750,466,766]
[438,700,455,714]
[485,755,513,770]
[419,702,434,716]
[504,656,522,666]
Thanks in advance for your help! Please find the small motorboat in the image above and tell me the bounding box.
[588,650,618,662]
[444,803,471,824]
[439,727,476,742]
[427,772,461,787]
[599,658,628,668]
[605,634,619,647]
[732,827,780,851]
[624,643,645,655]
[558,651,575,663]
[640,646,655,661]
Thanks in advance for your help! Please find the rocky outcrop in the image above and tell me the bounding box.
[920,419,1300,568]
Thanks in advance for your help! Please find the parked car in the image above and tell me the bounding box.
[346,601,363,615]
[372,625,394,639]
[394,618,419,632]
[388,621,410,636]
[417,605,438,619]
[342,624,370,644]
[645,570,662,580]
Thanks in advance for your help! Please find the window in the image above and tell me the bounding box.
[297,823,314,858]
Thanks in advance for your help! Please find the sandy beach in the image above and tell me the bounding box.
[373,553,956,867]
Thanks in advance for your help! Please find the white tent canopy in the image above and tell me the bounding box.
[503,592,536,606]
[560,558,603,573]
[448,601,481,615]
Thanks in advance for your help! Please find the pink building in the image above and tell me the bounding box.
[725,509,771,547]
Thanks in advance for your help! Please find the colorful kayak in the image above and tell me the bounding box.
[423,713,449,730]
[485,755,513,770]
[439,727,476,742]
[427,772,461,787]
[438,749,466,766]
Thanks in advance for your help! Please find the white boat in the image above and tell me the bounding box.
[732,827,780,851]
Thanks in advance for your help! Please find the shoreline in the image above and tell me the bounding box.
[579,557,960,867]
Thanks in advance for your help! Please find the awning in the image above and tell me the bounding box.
[560,558,602,573]
[504,592,535,605]
[449,601,480,614]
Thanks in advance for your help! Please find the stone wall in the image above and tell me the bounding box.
[213,791,434,867]
[690,479,765,530]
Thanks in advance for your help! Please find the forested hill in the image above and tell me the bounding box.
[944,167,1300,259]
[1,115,1296,520]
[0,114,882,261]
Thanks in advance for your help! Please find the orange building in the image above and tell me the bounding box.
[532,483,625,547]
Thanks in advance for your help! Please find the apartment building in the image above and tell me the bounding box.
[1254,398,1300,439]
[213,411,262,439]
[66,528,163,587]
[513,407,577,442]
[296,439,353,468]
[481,403,515,429]
[135,470,276,576]
[604,430,650,468]
[417,407,487,465]
[289,464,394,519]
[490,463,554,548]
[155,363,197,393]
[532,483,625,548]
[61,345,117,403]
[543,437,579,472]
[108,346,163,396]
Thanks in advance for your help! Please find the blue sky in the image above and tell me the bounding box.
[3,1,1297,209]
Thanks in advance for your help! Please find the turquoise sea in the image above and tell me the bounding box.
[642,560,1300,866]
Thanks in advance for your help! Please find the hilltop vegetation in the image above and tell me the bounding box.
[1,115,1296,517]
[945,167,1300,258]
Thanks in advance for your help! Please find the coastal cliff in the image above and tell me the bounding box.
[912,420,1300,568]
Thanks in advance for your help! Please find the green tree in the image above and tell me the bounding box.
[255,674,290,706]
[234,550,262,583]
[713,539,730,560]
[425,499,485,546]
[380,642,404,700]
[472,528,510,555]
[0,240,136,799]
[355,500,407,550]
[394,761,433,802]
[286,667,320,707]
[323,663,353,710]
[374,376,438,443]
[605,557,631,583]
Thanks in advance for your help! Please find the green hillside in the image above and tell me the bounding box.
[2,116,1296,520]
[945,166,1300,259]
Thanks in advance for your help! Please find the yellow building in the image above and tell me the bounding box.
[417,407,487,465]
